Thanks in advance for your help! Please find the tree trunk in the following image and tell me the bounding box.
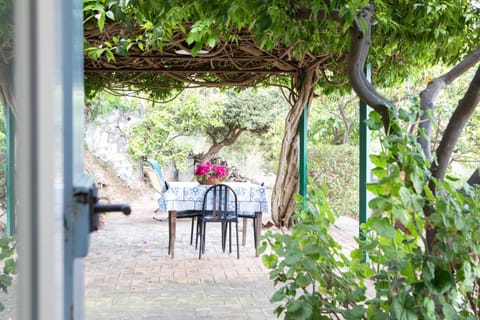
[200,128,244,163]
[271,70,318,227]
[0,61,15,116]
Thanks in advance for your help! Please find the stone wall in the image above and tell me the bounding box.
[85,107,146,188]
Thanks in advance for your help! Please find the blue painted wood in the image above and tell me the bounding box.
[63,0,86,318]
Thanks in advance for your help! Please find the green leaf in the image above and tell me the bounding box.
[392,293,418,320]
[105,49,115,62]
[4,259,15,275]
[369,196,392,212]
[105,10,115,20]
[206,36,218,48]
[442,304,460,320]
[432,268,454,294]
[365,112,383,130]
[370,155,387,167]
[262,254,278,268]
[296,273,310,287]
[372,218,395,239]
[343,305,366,319]
[398,108,413,122]
[0,275,12,287]
[270,287,286,302]
[95,12,106,32]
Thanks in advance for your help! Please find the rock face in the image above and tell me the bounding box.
[85,107,146,188]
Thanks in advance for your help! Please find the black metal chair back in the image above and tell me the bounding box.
[198,184,239,259]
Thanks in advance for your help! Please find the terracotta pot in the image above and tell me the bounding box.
[198,176,221,185]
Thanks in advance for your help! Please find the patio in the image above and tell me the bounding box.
[83,197,359,319]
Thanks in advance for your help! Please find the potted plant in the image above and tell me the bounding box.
[194,161,229,184]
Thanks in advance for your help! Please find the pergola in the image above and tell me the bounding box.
[80,20,371,229]
[84,23,330,88]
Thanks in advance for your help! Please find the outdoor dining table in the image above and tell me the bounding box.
[159,181,269,258]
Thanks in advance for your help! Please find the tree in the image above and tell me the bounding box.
[127,88,223,168]
[198,88,289,163]
[83,0,480,227]
[127,87,288,170]
[0,0,14,116]
[347,3,480,250]
[309,91,359,145]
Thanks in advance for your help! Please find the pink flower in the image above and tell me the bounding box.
[194,162,229,181]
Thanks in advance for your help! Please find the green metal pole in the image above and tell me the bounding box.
[359,64,371,243]
[299,104,308,197]
[6,106,15,236]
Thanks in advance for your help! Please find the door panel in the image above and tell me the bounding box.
[15,0,83,319]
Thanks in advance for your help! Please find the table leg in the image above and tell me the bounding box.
[254,211,262,257]
[169,210,177,259]
[242,217,247,246]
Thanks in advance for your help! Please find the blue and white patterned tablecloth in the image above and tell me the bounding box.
[158,182,269,213]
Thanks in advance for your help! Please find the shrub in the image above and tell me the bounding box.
[260,113,480,319]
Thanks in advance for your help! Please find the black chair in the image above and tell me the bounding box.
[197,184,239,259]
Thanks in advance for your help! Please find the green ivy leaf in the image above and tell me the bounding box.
[392,292,418,320]
[372,218,396,239]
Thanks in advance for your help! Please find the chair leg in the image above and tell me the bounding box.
[229,222,232,253]
[221,222,227,252]
[198,221,204,259]
[195,218,201,250]
[202,223,207,254]
[190,217,195,245]
[252,217,257,250]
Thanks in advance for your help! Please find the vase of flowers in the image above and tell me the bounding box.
[194,161,229,185]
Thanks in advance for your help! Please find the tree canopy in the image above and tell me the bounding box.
[82,0,480,226]
[84,1,479,95]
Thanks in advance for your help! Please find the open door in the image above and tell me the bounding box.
[13,1,130,319]
[15,0,85,318]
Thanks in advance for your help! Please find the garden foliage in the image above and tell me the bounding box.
[0,236,15,312]
[260,109,480,319]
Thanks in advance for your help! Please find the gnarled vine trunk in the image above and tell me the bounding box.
[0,61,15,116]
[271,70,318,227]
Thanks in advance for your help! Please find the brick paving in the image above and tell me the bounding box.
[0,198,360,320]
[84,199,359,319]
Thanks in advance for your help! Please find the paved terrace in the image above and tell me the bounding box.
[0,198,359,319]
[84,199,359,319]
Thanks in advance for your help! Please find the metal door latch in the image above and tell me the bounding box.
[72,174,131,257]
